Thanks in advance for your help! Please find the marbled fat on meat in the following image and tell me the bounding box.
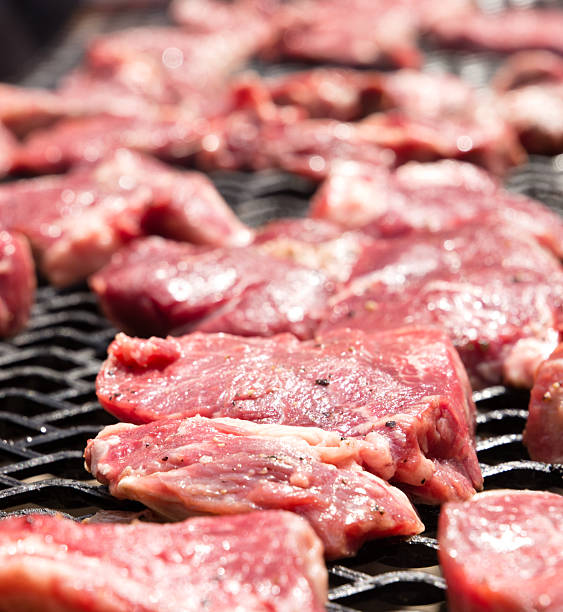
[438,490,563,612]
[523,343,563,463]
[0,511,327,612]
[85,415,424,558]
[96,328,482,503]
[90,236,333,339]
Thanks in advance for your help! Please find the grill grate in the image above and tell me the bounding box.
[1,2,563,610]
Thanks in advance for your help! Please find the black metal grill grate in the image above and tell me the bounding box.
[0,2,562,610]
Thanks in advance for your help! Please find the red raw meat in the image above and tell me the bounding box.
[310,160,563,258]
[0,84,71,138]
[96,328,482,503]
[493,51,563,93]
[438,490,563,612]
[255,218,374,282]
[0,124,17,178]
[430,9,563,55]
[523,343,563,463]
[271,0,422,68]
[266,68,476,122]
[13,113,205,175]
[358,111,525,175]
[0,231,35,338]
[90,236,334,339]
[0,150,250,286]
[197,90,394,179]
[0,511,327,612]
[320,223,563,389]
[85,415,424,558]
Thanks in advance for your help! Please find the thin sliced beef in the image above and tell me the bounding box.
[13,113,204,175]
[320,225,563,389]
[90,236,333,339]
[0,231,35,337]
[310,160,563,258]
[523,343,563,463]
[0,150,250,286]
[96,327,482,503]
[255,218,375,282]
[429,9,563,55]
[85,415,424,558]
[0,511,327,612]
[438,490,563,612]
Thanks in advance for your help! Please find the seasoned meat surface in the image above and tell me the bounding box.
[86,415,424,558]
[96,327,481,503]
[0,511,327,612]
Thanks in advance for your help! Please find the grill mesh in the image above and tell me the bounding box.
[1,2,563,610]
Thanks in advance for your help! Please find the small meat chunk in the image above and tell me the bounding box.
[0,231,35,337]
[523,343,563,463]
[90,237,333,339]
[438,490,563,612]
[0,150,250,286]
[96,327,482,504]
[0,511,327,612]
[85,415,424,558]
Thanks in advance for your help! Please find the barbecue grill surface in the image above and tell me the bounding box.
[0,2,562,611]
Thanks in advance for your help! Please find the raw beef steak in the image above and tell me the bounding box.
[85,415,424,558]
[90,236,333,339]
[255,218,375,282]
[438,490,563,612]
[96,328,482,503]
[0,511,327,612]
[0,150,250,286]
[523,343,563,463]
[0,231,35,338]
[13,113,204,174]
[320,223,563,389]
[266,68,477,122]
[0,124,17,178]
[494,53,563,155]
[429,9,563,55]
[310,160,563,258]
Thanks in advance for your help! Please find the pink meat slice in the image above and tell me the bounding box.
[0,231,35,338]
[266,68,476,122]
[0,511,327,612]
[430,9,563,55]
[255,218,375,282]
[0,123,17,178]
[523,343,563,463]
[96,327,482,503]
[0,83,72,138]
[310,160,563,258]
[438,490,563,612]
[90,236,333,339]
[85,415,424,558]
[13,113,204,175]
[492,51,563,93]
[270,0,422,68]
[0,150,250,286]
[320,222,563,389]
[358,111,525,176]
